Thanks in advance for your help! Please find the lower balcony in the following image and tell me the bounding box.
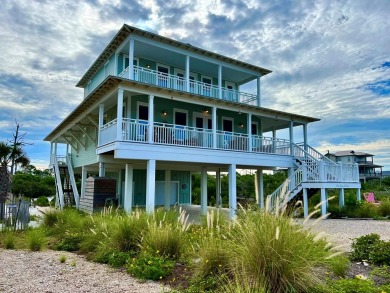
[99,118,292,155]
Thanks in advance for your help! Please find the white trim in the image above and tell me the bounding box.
[193,112,212,129]
[201,75,213,85]
[136,101,149,120]
[156,63,170,74]
[222,116,234,132]
[123,54,139,70]
[174,68,196,80]
[225,81,235,90]
[173,108,188,125]
[251,121,258,135]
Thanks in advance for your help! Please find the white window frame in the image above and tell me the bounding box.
[225,81,235,90]
[123,54,139,69]
[156,63,170,74]
[201,75,213,85]
[173,108,188,126]
[136,101,149,121]
[222,116,234,132]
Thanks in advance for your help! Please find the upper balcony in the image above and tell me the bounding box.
[78,25,271,106]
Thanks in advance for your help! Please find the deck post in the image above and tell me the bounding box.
[303,188,308,218]
[256,76,261,107]
[218,65,222,100]
[228,164,237,219]
[124,164,134,213]
[116,88,124,141]
[99,162,105,177]
[339,188,345,207]
[98,104,104,146]
[146,159,156,214]
[201,167,208,215]
[165,170,171,210]
[356,188,361,202]
[320,188,327,216]
[148,95,154,143]
[257,169,264,209]
[289,120,294,155]
[81,166,87,198]
[247,113,252,152]
[129,38,134,79]
[216,169,221,208]
[185,55,190,92]
[212,107,217,149]
[303,123,308,151]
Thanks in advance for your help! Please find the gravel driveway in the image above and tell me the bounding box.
[0,249,168,293]
[302,219,390,251]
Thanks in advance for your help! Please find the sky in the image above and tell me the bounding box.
[0,0,389,170]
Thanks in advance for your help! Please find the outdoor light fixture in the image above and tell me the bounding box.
[204,108,209,114]
[147,64,151,68]
[239,122,244,128]
[162,110,167,116]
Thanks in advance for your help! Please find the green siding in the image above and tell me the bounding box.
[172,171,191,204]
[71,127,98,168]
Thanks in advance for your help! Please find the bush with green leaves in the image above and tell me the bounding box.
[330,277,390,293]
[55,232,84,251]
[127,252,175,281]
[26,228,46,251]
[369,241,390,265]
[378,198,390,217]
[350,233,381,261]
[35,196,49,206]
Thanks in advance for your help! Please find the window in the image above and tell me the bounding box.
[251,123,258,135]
[202,76,212,96]
[157,64,169,87]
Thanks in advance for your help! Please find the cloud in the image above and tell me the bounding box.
[0,0,389,170]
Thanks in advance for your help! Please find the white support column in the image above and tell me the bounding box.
[116,88,124,141]
[356,188,361,201]
[257,169,264,209]
[339,188,345,207]
[165,170,171,210]
[185,55,190,92]
[146,159,156,214]
[216,169,221,208]
[218,65,222,100]
[257,76,261,107]
[129,38,134,79]
[289,120,294,155]
[247,113,252,152]
[201,167,208,215]
[228,164,237,219]
[99,162,105,177]
[212,106,217,149]
[98,104,104,146]
[50,142,53,165]
[66,143,69,155]
[289,167,295,189]
[148,95,154,143]
[81,166,87,198]
[124,164,134,213]
[303,188,308,218]
[303,123,308,151]
[272,128,276,153]
[54,142,58,157]
[320,188,327,216]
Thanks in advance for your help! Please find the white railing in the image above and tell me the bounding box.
[122,118,149,142]
[66,154,79,209]
[118,65,258,105]
[100,119,117,145]
[267,168,303,212]
[296,143,334,164]
[217,131,249,151]
[252,136,291,155]
[52,155,64,209]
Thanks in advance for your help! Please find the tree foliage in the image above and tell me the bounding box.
[11,166,55,198]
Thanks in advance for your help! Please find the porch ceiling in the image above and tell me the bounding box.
[45,76,319,142]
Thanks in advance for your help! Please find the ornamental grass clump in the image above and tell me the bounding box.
[26,228,46,251]
[141,208,191,260]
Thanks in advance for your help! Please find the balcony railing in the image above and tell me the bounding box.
[118,65,258,105]
[98,118,291,155]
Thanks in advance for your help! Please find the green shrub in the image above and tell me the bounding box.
[378,198,390,217]
[329,254,350,277]
[43,210,59,227]
[127,252,175,280]
[59,254,67,263]
[3,232,16,249]
[369,241,390,265]
[55,232,84,251]
[350,233,381,261]
[26,229,46,251]
[225,210,331,293]
[36,196,49,207]
[331,278,378,293]
[111,215,146,252]
[107,250,134,268]
[353,203,378,218]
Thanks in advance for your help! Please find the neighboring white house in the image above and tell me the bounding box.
[326,150,383,183]
[44,24,360,218]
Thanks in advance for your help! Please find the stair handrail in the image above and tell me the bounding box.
[267,167,303,212]
[295,143,335,164]
[66,154,80,209]
[52,155,64,209]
